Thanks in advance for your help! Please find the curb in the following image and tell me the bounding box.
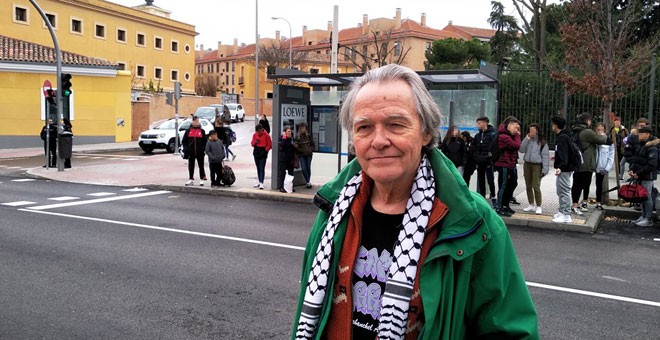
[501,211,601,233]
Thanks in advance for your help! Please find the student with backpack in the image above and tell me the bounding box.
[182,116,208,186]
[552,116,578,223]
[494,117,522,217]
[473,116,498,205]
[628,126,659,227]
[570,113,608,215]
[520,123,549,215]
[205,130,225,187]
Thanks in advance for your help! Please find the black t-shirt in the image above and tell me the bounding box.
[351,201,404,339]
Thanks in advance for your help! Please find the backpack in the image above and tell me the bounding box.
[230,130,237,143]
[221,164,236,186]
[488,131,501,163]
[567,132,584,171]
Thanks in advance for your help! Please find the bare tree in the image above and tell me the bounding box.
[512,0,548,69]
[551,0,658,129]
[247,41,309,85]
[195,73,218,97]
[341,28,411,72]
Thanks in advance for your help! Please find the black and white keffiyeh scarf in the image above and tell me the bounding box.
[295,154,436,340]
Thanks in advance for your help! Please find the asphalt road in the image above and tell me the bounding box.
[1,168,659,339]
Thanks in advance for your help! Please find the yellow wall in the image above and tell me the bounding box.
[3,0,197,92]
[0,69,132,142]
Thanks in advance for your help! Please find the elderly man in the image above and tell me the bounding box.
[292,65,538,339]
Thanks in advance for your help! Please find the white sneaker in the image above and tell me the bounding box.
[572,207,583,215]
[553,211,563,218]
[253,183,260,188]
[632,216,644,224]
[185,179,194,186]
[535,207,543,215]
[199,180,205,186]
[523,205,536,212]
[564,214,573,223]
[259,183,264,190]
[635,218,654,227]
[552,213,572,223]
[552,212,565,223]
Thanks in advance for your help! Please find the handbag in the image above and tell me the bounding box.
[618,180,649,203]
[292,154,300,169]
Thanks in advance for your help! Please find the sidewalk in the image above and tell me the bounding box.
[3,142,642,233]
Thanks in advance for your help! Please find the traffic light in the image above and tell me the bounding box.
[61,73,72,97]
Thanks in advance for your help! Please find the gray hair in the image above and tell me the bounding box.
[339,64,441,150]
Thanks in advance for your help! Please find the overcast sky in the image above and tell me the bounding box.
[110,0,558,50]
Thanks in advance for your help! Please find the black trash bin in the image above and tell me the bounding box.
[59,131,73,160]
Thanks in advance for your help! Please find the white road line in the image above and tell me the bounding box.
[2,201,37,207]
[48,196,80,201]
[0,165,8,167]
[89,157,105,159]
[11,178,35,182]
[20,168,33,171]
[526,281,660,308]
[121,158,141,161]
[27,190,170,210]
[18,209,305,251]
[123,188,148,192]
[87,192,116,197]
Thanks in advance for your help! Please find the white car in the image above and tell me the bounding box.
[138,118,213,153]
[219,103,245,122]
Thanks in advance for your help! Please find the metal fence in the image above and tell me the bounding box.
[497,59,660,146]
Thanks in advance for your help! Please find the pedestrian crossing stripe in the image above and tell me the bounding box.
[123,188,148,192]
[0,165,7,167]
[11,179,36,182]
[5,166,21,170]
[121,158,141,161]
[48,196,79,201]
[87,192,116,197]
[89,157,105,159]
[75,155,89,158]
[2,201,37,207]
[21,168,32,171]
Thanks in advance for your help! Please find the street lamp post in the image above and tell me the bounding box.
[272,16,292,69]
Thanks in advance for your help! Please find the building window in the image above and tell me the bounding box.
[154,67,163,80]
[231,74,235,85]
[136,33,145,47]
[171,69,179,81]
[117,62,126,70]
[171,40,179,53]
[154,36,163,49]
[425,42,432,51]
[136,65,145,78]
[216,63,219,73]
[13,6,28,24]
[225,75,229,85]
[231,62,235,72]
[344,47,350,61]
[95,23,106,39]
[394,41,401,56]
[184,73,191,81]
[266,92,273,99]
[71,18,83,34]
[45,13,56,28]
[226,62,229,72]
[362,45,368,56]
[184,44,191,53]
[117,28,126,42]
[310,68,319,74]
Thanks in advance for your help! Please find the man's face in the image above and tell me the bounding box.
[192,119,200,127]
[639,132,650,142]
[551,123,559,134]
[476,120,486,130]
[586,119,592,127]
[351,80,432,186]
[614,120,621,128]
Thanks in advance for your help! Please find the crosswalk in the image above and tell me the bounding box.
[0,153,144,173]
[1,184,169,210]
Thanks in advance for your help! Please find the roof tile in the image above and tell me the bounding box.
[0,35,118,67]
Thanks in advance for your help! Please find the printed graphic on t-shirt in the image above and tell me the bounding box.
[352,246,392,332]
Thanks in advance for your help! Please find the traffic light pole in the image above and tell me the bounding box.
[29,0,64,171]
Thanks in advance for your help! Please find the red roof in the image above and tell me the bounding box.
[442,24,496,39]
[0,35,118,67]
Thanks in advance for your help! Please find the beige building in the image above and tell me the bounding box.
[4,0,198,93]
[195,8,495,112]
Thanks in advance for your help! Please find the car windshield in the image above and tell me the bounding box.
[154,120,180,130]
[194,107,217,119]
[226,104,237,110]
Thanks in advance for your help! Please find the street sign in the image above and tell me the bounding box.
[42,79,52,97]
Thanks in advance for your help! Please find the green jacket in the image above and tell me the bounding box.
[572,123,608,172]
[291,148,538,339]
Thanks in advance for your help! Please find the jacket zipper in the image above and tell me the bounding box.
[434,219,484,245]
